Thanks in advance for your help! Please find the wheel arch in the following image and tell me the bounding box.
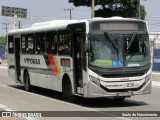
[62,73,70,89]
[62,73,74,94]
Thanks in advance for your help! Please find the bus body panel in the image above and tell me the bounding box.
[20,54,74,92]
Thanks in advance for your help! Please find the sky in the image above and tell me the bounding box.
[0,0,160,35]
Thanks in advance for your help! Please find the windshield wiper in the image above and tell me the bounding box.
[104,32,118,49]
[127,32,136,49]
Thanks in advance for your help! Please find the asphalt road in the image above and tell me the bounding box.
[0,67,160,120]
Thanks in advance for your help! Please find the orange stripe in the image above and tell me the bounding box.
[53,56,61,77]
[48,56,57,76]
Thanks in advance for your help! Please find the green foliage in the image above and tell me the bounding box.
[69,0,146,20]
[140,5,146,20]
[0,36,6,45]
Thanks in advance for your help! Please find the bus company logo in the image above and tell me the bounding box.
[105,84,123,88]
[24,58,40,65]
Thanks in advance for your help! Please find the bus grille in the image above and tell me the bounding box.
[101,72,145,78]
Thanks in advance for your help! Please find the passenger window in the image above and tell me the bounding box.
[58,30,71,56]
[46,31,57,54]
[8,36,14,53]
[26,34,34,54]
[21,34,26,54]
[35,32,46,54]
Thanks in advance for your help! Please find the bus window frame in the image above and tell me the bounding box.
[58,29,71,56]
[21,34,27,54]
[46,31,58,55]
[26,34,35,54]
[35,32,46,55]
[8,35,14,54]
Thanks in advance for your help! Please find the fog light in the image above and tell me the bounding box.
[89,76,100,86]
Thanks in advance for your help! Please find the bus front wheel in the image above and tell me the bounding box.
[113,97,126,102]
[24,72,31,92]
[63,78,75,102]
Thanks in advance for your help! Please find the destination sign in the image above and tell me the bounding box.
[100,23,138,31]
[90,21,146,31]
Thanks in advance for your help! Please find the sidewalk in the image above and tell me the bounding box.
[0,59,7,69]
[1,59,7,65]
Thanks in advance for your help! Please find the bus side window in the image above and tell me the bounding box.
[26,34,34,54]
[58,30,71,56]
[8,36,14,54]
[35,32,46,54]
[46,31,57,54]
[21,34,26,54]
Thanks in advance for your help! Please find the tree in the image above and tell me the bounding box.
[0,36,6,45]
[69,0,146,20]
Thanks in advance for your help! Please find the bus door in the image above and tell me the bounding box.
[14,35,21,82]
[68,23,86,95]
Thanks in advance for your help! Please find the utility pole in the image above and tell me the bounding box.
[91,0,95,18]
[2,23,9,33]
[64,8,73,20]
[13,14,17,29]
[17,21,22,29]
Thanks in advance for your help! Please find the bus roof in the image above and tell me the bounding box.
[7,17,146,35]
[8,20,79,35]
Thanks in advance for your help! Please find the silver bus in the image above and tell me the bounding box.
[7,17,152,101]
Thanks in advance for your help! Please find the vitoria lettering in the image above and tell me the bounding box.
[24,58,40,64]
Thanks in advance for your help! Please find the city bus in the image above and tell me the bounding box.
[7,17,152,101]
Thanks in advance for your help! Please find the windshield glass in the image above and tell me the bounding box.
[89,33,150,68]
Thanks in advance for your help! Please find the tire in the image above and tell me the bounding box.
[24,72,31,92]
[113,97,125,102]
[63,79,75,102]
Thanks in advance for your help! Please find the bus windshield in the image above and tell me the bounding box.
[89,33,150,68]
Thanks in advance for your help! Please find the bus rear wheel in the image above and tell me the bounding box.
[24,72,31,92]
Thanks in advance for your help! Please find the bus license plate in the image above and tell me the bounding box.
[117,92,132,96]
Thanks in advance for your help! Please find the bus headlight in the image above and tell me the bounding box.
[145,74,151,83]
[89,76,100,86]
